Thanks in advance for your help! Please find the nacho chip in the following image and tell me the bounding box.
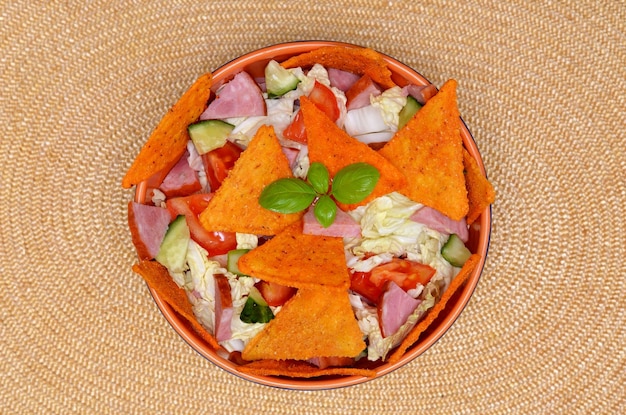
[238,221,350,290]
[378,79,469,220]
[280,46,396,89]
[300,96,407,211]
[199,125,303,235]
[122,72,213,188]
[463,148,496,225]
[241,288,366,361]
[387,254,480,363]
[132,260,220,350]
[237,359,376,378]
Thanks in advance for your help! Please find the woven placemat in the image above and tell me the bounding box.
[2,1,624,413]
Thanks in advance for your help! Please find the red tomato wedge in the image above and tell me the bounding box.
[166,194,237,255]
[283,81,340,144]
[202,141,243,192]
[369,259,436,291]
[254,280,296,307]
[350,271,384,303]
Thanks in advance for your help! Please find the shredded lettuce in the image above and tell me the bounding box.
[370,86,406,130]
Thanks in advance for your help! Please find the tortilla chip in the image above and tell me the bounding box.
[198,125,303,235]
[378,79,469,220]
[387,254,480,363]
[122,72,213,188]
[300,96,407,211]
[238,221,350,290]
[463,148,496,225]
[241,288,366,361]
[237,359,376,378]
[132,260,220,350]
[280,46,396,89]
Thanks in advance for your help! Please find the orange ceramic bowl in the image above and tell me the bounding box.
[135,41,492,390]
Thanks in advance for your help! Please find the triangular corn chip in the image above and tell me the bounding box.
[280,46,396,89]
[132,260,220,350]
[463,148,496,225]
[122,72,213,188]
[241,288,366,361]
[199,125,303,235]
[300,96,407,211]
[237,359,376,379]
[388,254,480,363]
[238,221,350,290]
[378,79,469,220]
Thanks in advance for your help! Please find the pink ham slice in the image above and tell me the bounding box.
[307,356,356,369]
[410,206,469,242]
[403,84,438,105]
[378,281,421,338]
[214,274,234,342]
[199,71,266,120]
[345,75,382,110]
[159,151,202,198]
[328,68,360,91]
[127,201,172,260]
[302,206,361,238]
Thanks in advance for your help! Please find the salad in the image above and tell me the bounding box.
[124,45,494,378]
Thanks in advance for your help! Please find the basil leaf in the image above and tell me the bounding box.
[259,178,316,213]
[331,162,380,204]
[314,195,337,228]
[307,162,330,194]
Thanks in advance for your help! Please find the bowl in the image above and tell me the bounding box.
[134,41,491,390]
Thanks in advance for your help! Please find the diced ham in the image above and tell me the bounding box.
[377,281,421,338]
[159,151,202,198]
[214,274,233,342]
[345,75,382,110]
[199,71,266,120]
[403,83,438,105]
[302,206,361,238]
[127,201,172,260]
[328,68,360,91]
[410,206,469,242]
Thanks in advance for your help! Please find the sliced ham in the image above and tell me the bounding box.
[410,206,469,242]
[307,356,356,369]
[328,68,360,91]
[403,83,438,105]
[214,274,233,342]
[199,71,266,120]
[159,151,202,198]
[302,206,361,238]
[345,75,382,110]
[127,201,172,260]
[378,281,421,338]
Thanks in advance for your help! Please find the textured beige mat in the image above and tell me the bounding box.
[2,1,624,413]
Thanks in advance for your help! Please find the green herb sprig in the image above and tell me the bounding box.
[259,162,380,227]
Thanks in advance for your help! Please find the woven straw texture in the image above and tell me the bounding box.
[2,0,624,413]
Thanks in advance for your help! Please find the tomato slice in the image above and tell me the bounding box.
[202,141,243,192]
[350,271,384,303]
[166,195,237,255]
[254,281,296,307]
[369,258,436,291]
[283,81,340,144]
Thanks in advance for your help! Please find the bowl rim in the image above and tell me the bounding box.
[135,40,492,390]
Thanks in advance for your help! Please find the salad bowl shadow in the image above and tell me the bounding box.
[135,41,492,390]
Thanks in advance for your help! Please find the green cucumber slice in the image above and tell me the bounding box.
[188,119,234,155]
[398,95,422,130]
[226,248,250,275]
[441,234,472,267]
[240,286,274,324]
[265,60,300,97]
[155,215,190,272]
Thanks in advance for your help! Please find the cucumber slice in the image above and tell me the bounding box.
[155,215,190,272]
[240,286,274,324]
[226,248,250,275]
[441,234,472,267]
[188,119,234,155]
[398,95,422,130]
[265,60,300,97]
